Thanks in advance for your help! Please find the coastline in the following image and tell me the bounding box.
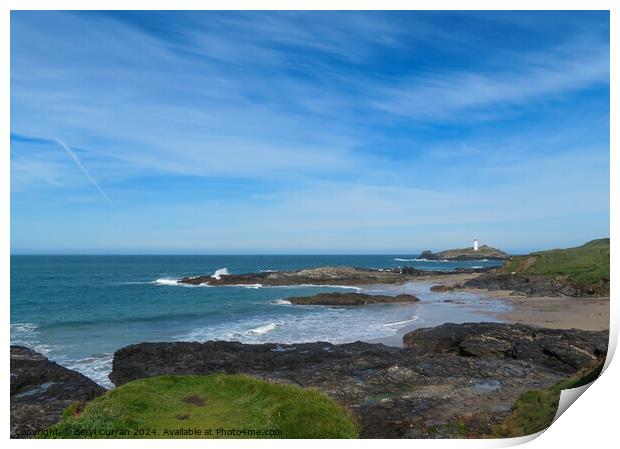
[471,290,610,331]
[11,265,610,385]
[371,277,609,347]
[11,264,611,439]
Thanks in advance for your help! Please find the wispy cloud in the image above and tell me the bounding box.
[373,41,609,120]
[9,11,609,252]
[55,138,112,206]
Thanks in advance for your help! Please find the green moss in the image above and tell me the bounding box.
[492,363,604,437]
[448,419,468,437]
[502,238,610,284]
[41,374,358,439]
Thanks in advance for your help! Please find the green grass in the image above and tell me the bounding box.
[502,238,610,284]
[40,374,359,439]
[492,363,604,437]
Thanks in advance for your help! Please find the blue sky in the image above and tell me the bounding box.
[10,11,609,254]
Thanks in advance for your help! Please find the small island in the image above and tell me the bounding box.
[287,292,420,306]
[419,240,509,261]
[180,265,491,287]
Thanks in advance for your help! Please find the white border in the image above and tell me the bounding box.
[2,2,616,448]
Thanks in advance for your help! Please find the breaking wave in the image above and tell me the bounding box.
[153,278,180,286]
[382,316,420,327]
[247,323,277,335]
[153,278,212,288]
[211,268,230,280]
[283,284,363,291]
[62,353,114,388]
[231,283,262,289]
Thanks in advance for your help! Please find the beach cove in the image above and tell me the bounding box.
[11,255,505,387]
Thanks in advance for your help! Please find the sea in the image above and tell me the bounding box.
[10,255,506,387]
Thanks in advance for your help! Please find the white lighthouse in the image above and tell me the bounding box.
[473,239,479,251]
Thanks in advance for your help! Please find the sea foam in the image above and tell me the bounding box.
[382,316,420,327]
[247,323,277,335]
[154,278,180,286]
[233,283,262,289]
[63,353,114,388]
[211,268,230,280]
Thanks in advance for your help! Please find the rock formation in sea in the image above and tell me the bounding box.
[110,322,607,438]
[10,346,106,439]
[287,292,420,306]
[419,245,509,261]
[180,265,492,286]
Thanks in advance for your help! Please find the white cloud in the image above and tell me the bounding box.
[373,42,609,120]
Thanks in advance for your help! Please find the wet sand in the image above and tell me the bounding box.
[371,274,609,347]
[420,273,609,331]
[468,289,610,331]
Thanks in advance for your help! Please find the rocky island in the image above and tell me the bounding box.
[287,292,420,306]
[180,265,492,287]
[419,244,509,261]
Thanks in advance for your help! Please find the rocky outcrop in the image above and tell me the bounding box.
[461,273,606,297]
[10,346,106,439]
[420,245,509,261]
[288,292,420,306]
[180,266,493,287]
[429,284,455,292]
[110,323,607,438]
[403,322,607,373]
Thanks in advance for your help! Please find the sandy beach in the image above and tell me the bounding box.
[373,274,609,347]
[424,273,609,331]
[474,290,610,331]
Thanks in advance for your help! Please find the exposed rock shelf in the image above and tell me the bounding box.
[10,346,106,439]
[110,323,607,438]
[180,265,492,287]
[437,272,608,297]
[288,292,420,306]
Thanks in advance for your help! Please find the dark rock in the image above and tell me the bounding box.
[182,266,412,286]
[419,245,509,261]
[110,323,607,438]
[402,322,607,373]
[430,285,456,292]
[462,273,602,297]
[10,346,106,439]
[400,267,424,275]
[180,266,492,287]
[419,250,435,260]
[288,292,420,306]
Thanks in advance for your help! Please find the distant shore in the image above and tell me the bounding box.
[372,273,609,347]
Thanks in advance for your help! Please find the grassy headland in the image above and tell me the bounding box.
[42,374,358,439]
[492,362,604,437]
[502,238,610,284]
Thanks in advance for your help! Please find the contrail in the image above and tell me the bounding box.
[55,138,112,206]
